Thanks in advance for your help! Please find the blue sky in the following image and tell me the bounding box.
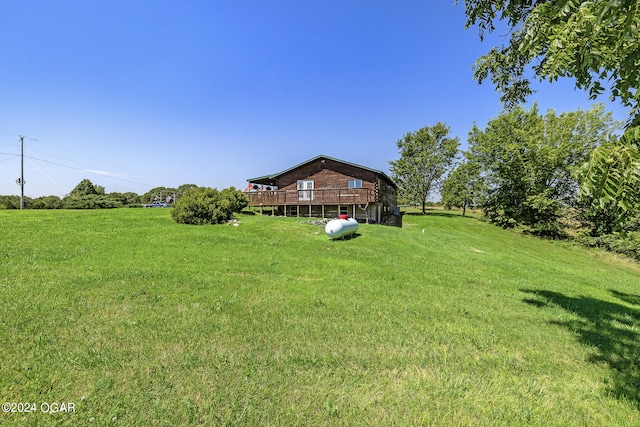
[0,0,628,198]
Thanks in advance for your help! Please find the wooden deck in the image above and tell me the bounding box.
[246,188,373,206]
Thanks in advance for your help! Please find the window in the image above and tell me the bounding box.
[348,179,362,188]
[297,180,314,201]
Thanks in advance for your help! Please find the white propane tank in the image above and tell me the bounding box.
[325,217,358,239]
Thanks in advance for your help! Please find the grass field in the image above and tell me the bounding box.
[1,208,639,426]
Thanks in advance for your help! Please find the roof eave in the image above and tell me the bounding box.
[247,154,396,188]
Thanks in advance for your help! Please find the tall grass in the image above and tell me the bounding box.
[1,209,639,426]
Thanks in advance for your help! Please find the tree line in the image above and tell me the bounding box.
[390,1,640,260]
[0,178,249,226]
[0,180,199,210]
[391,106,639,260]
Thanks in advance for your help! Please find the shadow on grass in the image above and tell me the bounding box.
[610,290,640,307]
[523,289,640,406]
[328,233,362,241]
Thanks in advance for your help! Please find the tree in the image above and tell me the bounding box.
[63,195,122,209]
[461,0,640,124]
[0,195,28,209]
[108,192,140,206]
[142,186,176,204]
[177,184,198,197]
[462,0,640,222]
[69,179,101,197]
[63,179,116,209]
[31,195,63,209]
[441,161,483,216]
[389,122,459,214]
[468,103,618,235]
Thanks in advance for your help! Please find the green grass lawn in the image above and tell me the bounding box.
[1,208,639,426]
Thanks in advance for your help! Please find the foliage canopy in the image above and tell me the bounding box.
[389,122,459,214]
[578,133,640,231]
[441,161,483,216]
[69,179,104,198]
[461,0,640,228]
[461,0,640,125]
[468,103,618,235]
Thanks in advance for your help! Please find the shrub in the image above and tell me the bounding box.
[32,196,63,209]
[171,186,248,225]
[519,193,565,238]
[219,187,249,213]
[0,195,24,209]
[63,195,122,209]
[575,231,640,261]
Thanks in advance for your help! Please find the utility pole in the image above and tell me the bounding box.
[17,135,24,209]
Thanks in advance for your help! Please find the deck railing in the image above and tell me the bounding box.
[246,188,374,206]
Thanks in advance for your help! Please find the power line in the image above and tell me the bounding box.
[1,150,154,188]
[2,134,170,194]
[0,154,18,163]
[25,155,69,196]
[29,138,163,184]
[25,154,154,187]
[18,142,156,184]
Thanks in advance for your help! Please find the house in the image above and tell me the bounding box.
[245,155,398,224]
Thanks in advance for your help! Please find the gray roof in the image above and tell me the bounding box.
[247,154,396,188]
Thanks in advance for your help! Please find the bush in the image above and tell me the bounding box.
[0,195,25,209]
[63,195,122,209]
[32,196,63,209]
[219,187,249,213]
[171,186,248,225]
[575,231,640,261]
[519,193,565,238]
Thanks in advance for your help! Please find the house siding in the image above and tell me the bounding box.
[276,158,377,192]
[246,155,397,224]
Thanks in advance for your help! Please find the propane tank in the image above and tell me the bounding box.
[325,217,358,239]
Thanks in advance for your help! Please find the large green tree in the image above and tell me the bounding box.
[461,0,640,122]
[461,0,640,222]
[468,103,618,235]
[441,161,483,216]
[389,122,459,214]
